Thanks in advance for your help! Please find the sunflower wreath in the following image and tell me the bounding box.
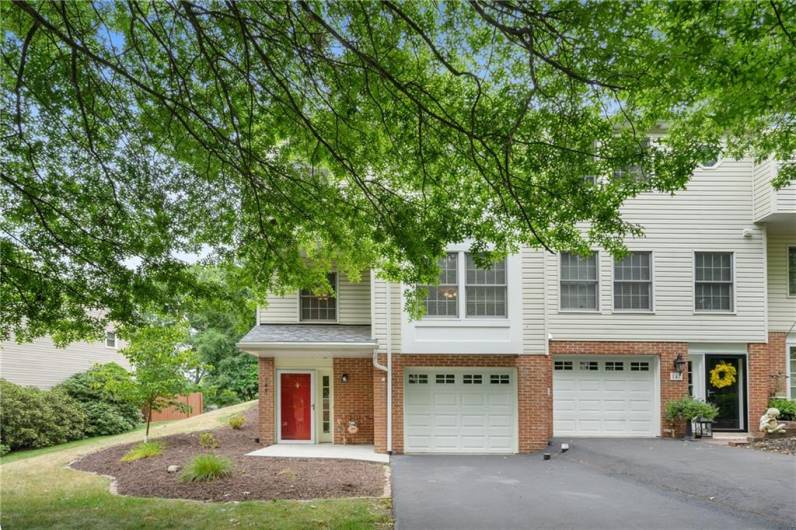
[709,361,737,389]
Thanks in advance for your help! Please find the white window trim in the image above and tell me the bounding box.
[421,250,510,321]
[611,250,656,313]
[693,250,737,315]
[787,246,796,299]
[297,273,339,323]
[787,339,796,400]
[559,250,600,313]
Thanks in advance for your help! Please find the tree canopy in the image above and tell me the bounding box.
[1,0,794,341]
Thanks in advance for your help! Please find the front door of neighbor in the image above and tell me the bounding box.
[280,372,313,441]
[705,356,746,431]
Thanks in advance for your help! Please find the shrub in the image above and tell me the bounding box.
[121,441,163,462]
[57,363,142,436]
[665,396,719,423]
[769,398,796,421]
[0,379,86,450]
[228,414,245,430]
[180,454,232,482]
[0,443,10,456]
[199,432,219,449]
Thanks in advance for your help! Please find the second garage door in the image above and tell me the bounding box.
[553,357,658,437]
[404,368,517,453]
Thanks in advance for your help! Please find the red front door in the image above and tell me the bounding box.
[280,373,312,441]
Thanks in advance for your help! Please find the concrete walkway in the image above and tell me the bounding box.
[247,443,389,463]
[392,439,795,530]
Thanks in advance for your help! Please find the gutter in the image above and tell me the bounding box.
[371,279,393,454]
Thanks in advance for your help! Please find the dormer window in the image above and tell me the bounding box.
[300,273,337,322]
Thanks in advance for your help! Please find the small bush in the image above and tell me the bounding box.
[199,432,219,449]
[665,396,719,423]
[121,441,163,462]
[57,363,142,436]
[228,414,245,430]
[0,379,87,450]
[180,454,232,482]
[0,443,10,456]
[769,398,796,421]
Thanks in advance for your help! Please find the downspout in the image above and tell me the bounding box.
[371,280,393,454]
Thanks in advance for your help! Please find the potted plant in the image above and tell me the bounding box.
[664,397,719,439]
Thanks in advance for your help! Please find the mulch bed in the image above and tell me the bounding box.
[71,407,386,502]
[747,435,796,455]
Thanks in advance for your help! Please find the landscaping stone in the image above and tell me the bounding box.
[167,465,179,473]
[747,435,796,455]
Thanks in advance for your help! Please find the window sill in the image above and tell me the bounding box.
[612,310,656,315]
[298,320,340,324]
[414,319,511,328]
[558,309,600,314]
[693,311,737,316]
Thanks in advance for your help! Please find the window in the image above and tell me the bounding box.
[614,252,653,311]
[300,272,337,321]
[423,253,459,317]
[579,361,599,371]
[790,346,796,398]
[605,361,624,371]
[463,374,483,384]
[789,247,796,296]
[105,332,117,348]
[695,252,733,312]
[435,374,455,384]
[560,252,599,310]
[465,254,507,317]
[554,360,573,371]
[490,374,510,384]
[408,374,428,384]
[630,361,650,372]
[322,375,331,434]
[687,361,694,397]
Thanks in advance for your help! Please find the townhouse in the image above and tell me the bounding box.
[239,156,796,454]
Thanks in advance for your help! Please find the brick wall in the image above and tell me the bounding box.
[333,358,374,444]
[258,357,275,445]
[748,332,789,433]
[385,353,550,454]
[550,341,690,436]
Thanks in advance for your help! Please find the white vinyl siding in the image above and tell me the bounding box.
[694,252,734,312]
[766,229,796,332]
[373,278,401,354]
[0,335,129,389]
[521,248,546,354]
[465,254,507,317]
[258,271,371,325]
[423,253,459,318]
[753,158,796,222]
[613,252,653,311]
[560,252,599,311]
[542,157,766,343]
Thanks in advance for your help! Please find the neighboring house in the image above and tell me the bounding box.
[0,331,128,389]
[239,156,796,454]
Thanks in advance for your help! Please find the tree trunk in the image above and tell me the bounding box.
[145,398,154,442]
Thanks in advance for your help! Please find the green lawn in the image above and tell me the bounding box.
[0,401,392,529]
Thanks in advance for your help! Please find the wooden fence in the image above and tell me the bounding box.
[146,392,204,422]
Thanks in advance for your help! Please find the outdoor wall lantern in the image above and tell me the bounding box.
[690,417,713,439]
[673,353,687,373]
[340,373,349,384]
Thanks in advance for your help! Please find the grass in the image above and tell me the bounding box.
[180,453,232,482]
[121,441,163,462]
[0,401,392,529]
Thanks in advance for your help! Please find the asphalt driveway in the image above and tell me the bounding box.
[391,438,796,530]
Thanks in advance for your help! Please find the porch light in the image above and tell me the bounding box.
[673,353,687,373]
[691,417,713,439]
[340,373,349,383]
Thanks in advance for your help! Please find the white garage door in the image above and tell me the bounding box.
[553,357,658,437]
[404,368,517,453]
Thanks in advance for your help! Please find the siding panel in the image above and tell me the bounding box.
[767,228,796,332]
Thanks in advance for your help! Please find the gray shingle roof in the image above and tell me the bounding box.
[239,324,375,345]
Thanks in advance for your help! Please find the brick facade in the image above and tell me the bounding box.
[333,358,374,444]
[748,332,789,432]
[257,357,275,445]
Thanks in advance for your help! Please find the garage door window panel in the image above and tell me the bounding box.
[560,252,599,310]
[435,374,455,384]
